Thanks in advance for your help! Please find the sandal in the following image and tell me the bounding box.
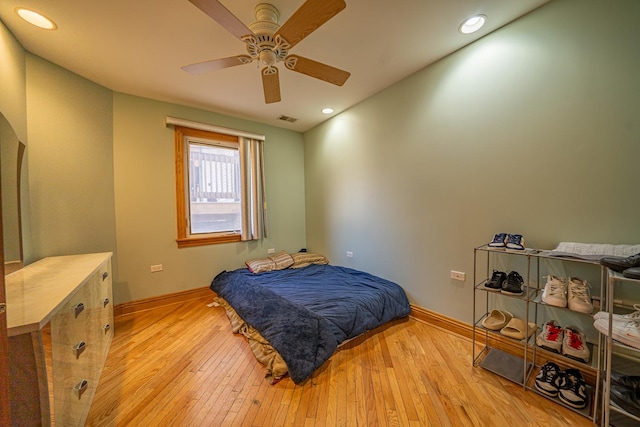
[500,317,538,340]
[482,309,513,331]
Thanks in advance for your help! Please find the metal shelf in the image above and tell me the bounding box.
[602,270,640,426]
[533,341,598,371]
[472,244,603,422]
[479,348,532,385]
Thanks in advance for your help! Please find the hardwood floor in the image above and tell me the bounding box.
[86,297,594,426]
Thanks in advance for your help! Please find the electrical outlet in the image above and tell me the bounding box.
[450,270,466,281]
[267,248,275,254]
[346,251,354,258]
[150,264,163,273]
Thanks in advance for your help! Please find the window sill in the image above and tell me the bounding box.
[176,234,241,248]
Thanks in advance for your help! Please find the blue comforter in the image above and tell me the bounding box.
[210,264,410,383]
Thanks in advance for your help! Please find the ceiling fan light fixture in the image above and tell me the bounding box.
[259,49,277,66]
[459,15,486,34]
[321,107,334,114]
[15,7,57,30]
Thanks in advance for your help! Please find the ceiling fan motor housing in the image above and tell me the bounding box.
[253,3,279,27]
[245,3,289,67]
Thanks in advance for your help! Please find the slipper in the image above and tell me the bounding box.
[500,318,538,340]
[482,309,513,331]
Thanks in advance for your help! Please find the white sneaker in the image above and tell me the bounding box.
[594,304,640,321]
[535,320,563,353]
[541,275,567,308]
[594,317,640,350]
[562,326,590,363]
[567,277,593,314]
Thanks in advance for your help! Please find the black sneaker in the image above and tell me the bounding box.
[600,252,640,273]
[535,362,561,397]
[623,267,640,280]
[610,371,640,391]
[501,271,524,296]
[610,385,640,417]
[484,270,507,292]
[557,369,588,409]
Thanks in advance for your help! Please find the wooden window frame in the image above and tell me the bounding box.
[174,125,242,248]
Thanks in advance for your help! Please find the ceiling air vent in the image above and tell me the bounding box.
[278,115,298,123]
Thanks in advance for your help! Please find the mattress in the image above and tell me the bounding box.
[210,263,411,383]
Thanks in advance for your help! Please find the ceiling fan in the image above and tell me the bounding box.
[183,0,351,104]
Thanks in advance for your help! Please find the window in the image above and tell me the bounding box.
[174,125,266,248]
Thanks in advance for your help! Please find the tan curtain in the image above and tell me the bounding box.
[239,137,267,241]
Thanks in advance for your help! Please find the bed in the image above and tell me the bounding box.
[209,254,411,384]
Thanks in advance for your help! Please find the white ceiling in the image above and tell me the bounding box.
[0,0,550,132]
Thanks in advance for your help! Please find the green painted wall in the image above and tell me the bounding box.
[25,54,117,267]
[112,93,305,303]
[0,21,29,263]
[303,0,640,322]
[0,19,26,140]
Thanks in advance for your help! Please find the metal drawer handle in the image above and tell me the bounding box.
[73,303,85,318]
[103,298,110,307]
[74,379,88,399]
[103,324,111,334]
[102,271,109,281]
[73,341,86,359]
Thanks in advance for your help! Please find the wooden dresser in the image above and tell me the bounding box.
[6,252,113,426]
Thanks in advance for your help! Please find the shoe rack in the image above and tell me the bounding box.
[472,244,604,422]
[601,270,640,426]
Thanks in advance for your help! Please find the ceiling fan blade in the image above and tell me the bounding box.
[284,55,350,86]
[182,55,252,75]
[274,0,346,48]
[188,0,254,40]
[262,67,281,104]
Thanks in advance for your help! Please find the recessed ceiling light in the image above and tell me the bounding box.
[459,15,486,34]
[15,8,57,30]
[321,108,334,115]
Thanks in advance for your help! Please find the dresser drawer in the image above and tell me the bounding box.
[96,305,114,349]
[96,260,114,357]
[48,256,114,425]
[50,281,95,348]
[96,261,111,299]
[53,364,98,426]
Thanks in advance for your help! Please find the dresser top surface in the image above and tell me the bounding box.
[5,252,112,335]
